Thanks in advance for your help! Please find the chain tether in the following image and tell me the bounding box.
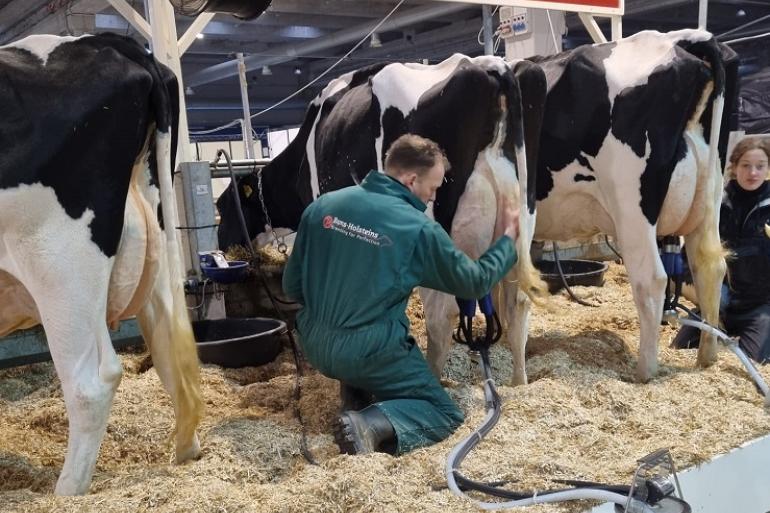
[256,167,288,254]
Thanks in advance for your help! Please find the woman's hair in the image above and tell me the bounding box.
[384,134,450,177]
[726,137,770,180]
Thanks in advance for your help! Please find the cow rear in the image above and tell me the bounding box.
[0,33,202,495]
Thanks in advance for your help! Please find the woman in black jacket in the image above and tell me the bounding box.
[673,137,770,362]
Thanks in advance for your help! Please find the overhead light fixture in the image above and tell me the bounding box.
[196,33,205,39]
[370,32,382,48]
[736,9,746,17]
[261,65,272,76]
[294,66,302,75]
[185,86,195,96]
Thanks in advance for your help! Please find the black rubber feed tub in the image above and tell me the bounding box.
[192,317,285,368]
[535,259,609,294]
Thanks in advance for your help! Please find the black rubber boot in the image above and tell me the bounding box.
[333,406,396,455]
[339,383,373,412]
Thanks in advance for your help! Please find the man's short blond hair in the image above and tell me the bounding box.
[384,134,450,177]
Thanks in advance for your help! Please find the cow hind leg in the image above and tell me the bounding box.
[421,287,457,379]
[23,256,121,495]
[615,225,668,382]
[499,278,530,385]
[136,248,203,464]
[683,216,725,368]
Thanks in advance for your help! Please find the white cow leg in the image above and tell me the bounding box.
[33,260,121,495]
[684,223,725,368]
[504,279,530,385]
[616,227,668,382]
[136,250,202,463]
[421,287,458,379]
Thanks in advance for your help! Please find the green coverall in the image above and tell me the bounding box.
[283,170,517,453]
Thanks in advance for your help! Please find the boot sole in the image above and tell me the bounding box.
[333,414,372,455]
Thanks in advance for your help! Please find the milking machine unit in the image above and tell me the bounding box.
[659,236,770,405]
[446,294,691,513]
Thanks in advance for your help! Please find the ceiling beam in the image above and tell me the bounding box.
[265,0,408,18]
[186,2,472,88]
[305,18,485,76]
[0,0,106,43]
[0,0,54,43]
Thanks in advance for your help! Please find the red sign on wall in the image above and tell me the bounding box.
[542,0,620,7]
[447,0,624,16]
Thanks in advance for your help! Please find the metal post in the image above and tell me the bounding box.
[578,12,607,44]
[146,0,194,164]
[146,0,196,278]
[105,0,152,40]
[237,52,256,159]
[482,5,494,55]
[610,15,622,41]
[698,0,708,30]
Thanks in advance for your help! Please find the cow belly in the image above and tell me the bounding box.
[0,271,39,337]
[534,159,615,241]
[106,176,160,326]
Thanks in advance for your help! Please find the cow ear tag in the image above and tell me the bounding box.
[243,184,253,198]
[764,222,770,239]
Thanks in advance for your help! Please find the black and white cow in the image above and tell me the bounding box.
[218,29,737,385]
[217,54,549,345]
[0,34,203,495]
[526,29,736,382]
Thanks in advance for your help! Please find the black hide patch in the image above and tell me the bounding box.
[531,43,614,203]
[611,47,709,224]
[218,57,530,247]
[216,63,388,250]
[0,33,177,257]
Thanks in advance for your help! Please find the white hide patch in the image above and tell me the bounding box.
[657,135,700,235]
[602,29,711,105]
[0,183,111,334]
[312,69,357,107]
[371,54,512,170]
[307,70,359,199]
[1,34,88,66]
[535,134,651,241]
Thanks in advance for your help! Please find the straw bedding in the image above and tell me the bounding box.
[1,263,769,513]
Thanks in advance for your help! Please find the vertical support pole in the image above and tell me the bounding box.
[146,0,194,276]
[698,0,708,30]
[237,52,256,159]
[482,5,494,55]
[147,0,194,164]
[610,15,622,41]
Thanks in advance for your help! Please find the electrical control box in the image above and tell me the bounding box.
[498,6,530,39]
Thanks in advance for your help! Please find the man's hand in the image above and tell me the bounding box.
[495,196,520,240]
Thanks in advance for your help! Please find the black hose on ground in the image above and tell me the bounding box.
[551,241,600,308]
[217,149,317,465]
[604,234,623,262]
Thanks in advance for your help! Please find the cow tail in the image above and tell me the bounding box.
[150,60,204,451]
[682,35,737,280]
[684,34,739,176]
[507,61,548,306]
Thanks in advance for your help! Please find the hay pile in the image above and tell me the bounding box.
[1,263,769,513]
[224,244,289,268]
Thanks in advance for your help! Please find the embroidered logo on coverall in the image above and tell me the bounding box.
[322,215,392,247]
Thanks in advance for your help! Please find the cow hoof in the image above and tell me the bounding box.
[175,432,201,463]
[54,476,89,496]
